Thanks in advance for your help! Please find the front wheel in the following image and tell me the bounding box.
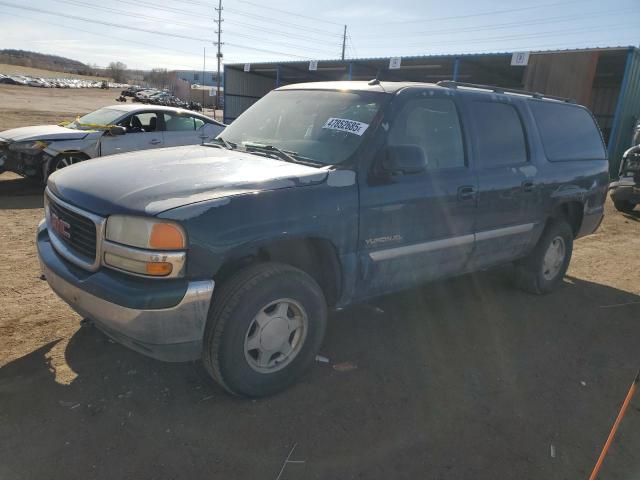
[515,220,574,295]
[613,199,636,213]
[202,262,327,397]
[47,153,88,178]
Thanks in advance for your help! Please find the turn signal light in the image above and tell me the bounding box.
[145,262,173,276]
[149,223,186,250]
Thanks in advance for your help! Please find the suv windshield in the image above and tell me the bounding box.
[219,89,386,165]
[68,107,125,129]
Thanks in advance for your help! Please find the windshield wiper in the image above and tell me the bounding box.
[206,137,237,150]
[242,142,324,167]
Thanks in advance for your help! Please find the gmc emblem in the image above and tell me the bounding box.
[51,212,71,239]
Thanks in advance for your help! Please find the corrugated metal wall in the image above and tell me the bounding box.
[607,48,640,176]
[223,67,276,123]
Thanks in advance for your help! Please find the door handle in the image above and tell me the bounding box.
[457,185,477,201]
[521,181,535,193]
[150,139,162,145]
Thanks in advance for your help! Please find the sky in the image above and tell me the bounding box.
[0,0,638,71]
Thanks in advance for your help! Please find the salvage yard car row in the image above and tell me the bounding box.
[0,73,127,89]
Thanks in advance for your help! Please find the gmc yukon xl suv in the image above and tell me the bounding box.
[37,81,609,396]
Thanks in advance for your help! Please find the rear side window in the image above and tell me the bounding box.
[529,101,606,161]
[471,102,528,166]
[163,113,197,131]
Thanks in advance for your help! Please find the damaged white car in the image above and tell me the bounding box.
[0,105,225,180]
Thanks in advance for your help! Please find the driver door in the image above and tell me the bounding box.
[100,111,164,156]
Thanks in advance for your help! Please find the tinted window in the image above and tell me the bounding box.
[529,101,606,161]
[472,102,527,166]
[388,97,465,169]
[164,113,196,131]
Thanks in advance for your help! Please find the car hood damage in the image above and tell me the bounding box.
[47,145,331,216]
[0,125,90,142]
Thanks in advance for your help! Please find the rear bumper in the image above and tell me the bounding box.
[37,222,214,361]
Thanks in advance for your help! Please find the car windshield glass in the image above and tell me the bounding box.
[219,89,386,165]
[69,108,125,129]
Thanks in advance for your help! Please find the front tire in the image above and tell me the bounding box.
[613,199,636,213]
[47,153,88,178]
[202,262,327,397]
[515,220,573,295]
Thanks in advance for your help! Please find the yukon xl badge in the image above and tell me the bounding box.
[365,234,402,247]
[51,213,71,239]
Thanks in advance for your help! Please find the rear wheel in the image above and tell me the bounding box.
[515,220,573,295]
[202,262,327,397]
[613,199,636,213]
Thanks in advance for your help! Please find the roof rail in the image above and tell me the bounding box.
[436,80,575,103]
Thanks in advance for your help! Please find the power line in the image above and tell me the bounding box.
[362,0,589,25]
[356,6,639,40]
[0,1,316,59]
[224,7,343,38]
[235,0,343,26]
[51,0,337,54]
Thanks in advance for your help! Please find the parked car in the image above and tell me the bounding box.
[609,144,640,212]
[0,104,225,180]
[36,81,609,397]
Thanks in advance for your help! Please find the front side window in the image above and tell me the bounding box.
[388,97,465,170]
[472,101,528,167]
[119,112,159,133]
[219,89,386,165]
[529,101,606,161]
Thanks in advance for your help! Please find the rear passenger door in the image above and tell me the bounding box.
[357,92,477,297]
[466,98,539,268]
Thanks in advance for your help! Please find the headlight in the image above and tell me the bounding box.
[105,215,186,250]
[104,215,187,277]
[8,140,49,153]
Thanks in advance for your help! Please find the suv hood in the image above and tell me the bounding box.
[0,125,89,142]
[48,145,330,216]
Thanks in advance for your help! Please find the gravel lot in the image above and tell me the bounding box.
[1,85,639,479]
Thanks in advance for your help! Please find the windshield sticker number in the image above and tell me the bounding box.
[323,118,369,136]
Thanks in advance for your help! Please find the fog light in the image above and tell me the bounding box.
[104,252,173,277]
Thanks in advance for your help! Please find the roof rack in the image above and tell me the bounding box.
[436,80,575,103]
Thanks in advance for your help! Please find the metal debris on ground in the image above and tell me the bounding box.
[333,362,358,372]
[550,444,556,458]
[315,355,330,364]
[275,443,305,480]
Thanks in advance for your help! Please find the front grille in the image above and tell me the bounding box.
[48,198,97,261]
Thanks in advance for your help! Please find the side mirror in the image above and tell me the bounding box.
[383,145,428,175]
[108,126,126,136]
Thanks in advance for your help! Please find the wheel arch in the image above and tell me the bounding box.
[548,200,584,238]
[215,236,343,307]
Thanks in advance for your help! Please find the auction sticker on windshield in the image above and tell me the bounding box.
[322,118,369,136]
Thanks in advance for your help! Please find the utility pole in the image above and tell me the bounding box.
[202,47,206,108]
[215,0,223,118]
[341,25,347,61]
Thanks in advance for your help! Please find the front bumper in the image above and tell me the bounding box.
[37,222,214,361]
[609,179,640,204]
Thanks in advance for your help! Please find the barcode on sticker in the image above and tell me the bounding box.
[322,118,369,136]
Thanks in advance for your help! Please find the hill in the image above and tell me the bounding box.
[0,49,98,76]
[0,63,108,81]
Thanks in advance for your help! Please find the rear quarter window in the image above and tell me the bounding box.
[529,101,606,161]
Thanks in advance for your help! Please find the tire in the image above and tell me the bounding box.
[202,262,327,397]
[47,153,88,178]
[613,199,636,213]
[514,220,573,295]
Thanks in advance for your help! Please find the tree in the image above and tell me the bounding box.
[108,61,128,83]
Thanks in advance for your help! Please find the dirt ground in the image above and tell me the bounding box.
[1,92,640,478]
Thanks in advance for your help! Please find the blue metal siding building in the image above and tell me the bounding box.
[224,47,640,176]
